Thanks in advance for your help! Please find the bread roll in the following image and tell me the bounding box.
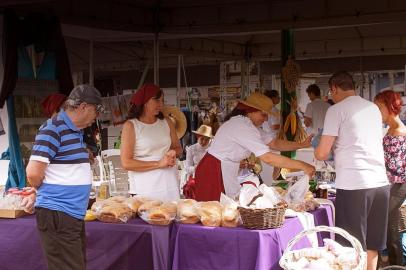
[147,207,172,225]
[107,196,127,203]
[199,201,222,227]
[160,202,177,217]
[98,204,132,223]
[138,200,162,214]
[177,200,199,224]
[304,191,314,200]
[221,204,239,228]
[125,197,145,214]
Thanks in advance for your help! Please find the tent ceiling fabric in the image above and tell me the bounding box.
[3,0,406,71]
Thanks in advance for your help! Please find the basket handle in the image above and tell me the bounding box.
[279,226,365,270]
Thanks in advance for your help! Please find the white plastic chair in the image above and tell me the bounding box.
[100,149,129,196]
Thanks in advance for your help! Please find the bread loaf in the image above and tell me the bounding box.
[147,207,172,225]
[177,199,199,224]
[221,204,239,227]
[125,197,145,215]
[138,200,162,214]
[98,204,133,223]
[199,201,222,227]
[160,202,177,217]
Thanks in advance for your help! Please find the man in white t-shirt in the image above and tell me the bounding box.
[261,90,280,141]
[304,84,330,135]
[314,71,390,270]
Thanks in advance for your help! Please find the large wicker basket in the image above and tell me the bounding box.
[238,204,287,230]
[279,226,366,270]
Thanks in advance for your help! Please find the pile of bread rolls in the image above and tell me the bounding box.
[89,196,240,227]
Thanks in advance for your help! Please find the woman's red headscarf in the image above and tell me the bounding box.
[130,83,161,106]
[42,93,67,118]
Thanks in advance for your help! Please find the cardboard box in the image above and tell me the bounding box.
[0,209,30,218]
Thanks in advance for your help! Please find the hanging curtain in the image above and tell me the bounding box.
[0,118,4,136]
[0,10,74,189]
[5,95,25,189]
[0,10,18,109]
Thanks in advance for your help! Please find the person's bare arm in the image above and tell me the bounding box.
[268,135,313,151]
[314,135,336,160]
[120,121,173,172]
[26,160,48,188]
[271,124,280,131]
[166,118,183,157]
[304,116,312,127]
[258,152,315,177]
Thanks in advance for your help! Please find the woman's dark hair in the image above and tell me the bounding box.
[224,107,247,122]
[264,90,279,99]
[306,84,321,97]
[127,89,164,120]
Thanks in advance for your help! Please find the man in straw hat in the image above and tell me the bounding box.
[26,84,103,270]
[120,83,183,201]
[193,91,315,201]
[183,124,213,198]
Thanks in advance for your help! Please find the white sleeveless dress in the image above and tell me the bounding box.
[127,118,180,201]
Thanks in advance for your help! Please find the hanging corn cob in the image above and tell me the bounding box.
[282,97,298,136]
[293,117,308,143]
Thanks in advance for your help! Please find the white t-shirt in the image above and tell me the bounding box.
[185,142,209,174]
[261,107,280,141]
[322,96,389,190]
[208,116,270,197]
[305,99,330,135]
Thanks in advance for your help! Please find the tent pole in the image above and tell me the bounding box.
[280,29,296,159]
[89,40,94,86]
[154,33,159,84]
[137,60,150,89]
[177,55,181,107]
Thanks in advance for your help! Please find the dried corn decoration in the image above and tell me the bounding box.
[281,57,301,93]
[281,96,308,142]
[283,97,298,136]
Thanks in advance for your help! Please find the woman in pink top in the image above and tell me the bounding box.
[375,90,406,265]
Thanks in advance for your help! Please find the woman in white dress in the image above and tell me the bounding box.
[120,83,182,201]
[193,92,315,201]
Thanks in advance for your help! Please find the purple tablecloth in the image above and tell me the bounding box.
[0,215,172,270]
[172,206,334,270]
[0,205,333,270]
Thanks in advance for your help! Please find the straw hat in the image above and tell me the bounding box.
[192,124,213,138]
[240,92,273,115]
[162,106,187,139]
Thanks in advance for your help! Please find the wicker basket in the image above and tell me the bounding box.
[238,204,287,230]
[279,226,366,270]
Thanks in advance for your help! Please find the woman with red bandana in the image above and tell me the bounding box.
[41,93,67,118]
[120,83,182,201]
[193,92,315,201]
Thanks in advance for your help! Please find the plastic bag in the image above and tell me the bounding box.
[239,184,261,207]
[220,193,240,227]
[259,184,282,206]
[284,175,310,205]
[199,201,222,227]
[176,199,200,224]
[140,203,177,226]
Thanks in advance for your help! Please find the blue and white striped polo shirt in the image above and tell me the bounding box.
[30,110,92,219]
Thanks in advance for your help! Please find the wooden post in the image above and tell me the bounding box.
[281,29,296,159]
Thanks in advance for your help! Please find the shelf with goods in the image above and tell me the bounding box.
[12,80,59,163]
